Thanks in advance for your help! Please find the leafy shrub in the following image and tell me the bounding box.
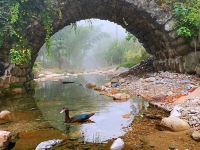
[104,35,150,68]
[172,0,200,39]
[10,48,31,65]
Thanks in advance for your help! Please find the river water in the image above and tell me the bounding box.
[0,74,148,149]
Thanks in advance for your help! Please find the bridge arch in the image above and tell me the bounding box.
[0,0,199,88]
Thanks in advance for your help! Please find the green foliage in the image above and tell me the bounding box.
[10,82,24,89]
[105,42,123,65]
[10,2,20,24]
[0,0,59,64]
[37,24,110,70]
[176,27,192,38]
[10,48,31,65]
[172,0,200,39]
[126,32,137,42]
[42,13,53,53]
[104,34,150,68]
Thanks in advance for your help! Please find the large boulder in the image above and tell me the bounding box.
[160,117,190,132]
[0,131,11,150]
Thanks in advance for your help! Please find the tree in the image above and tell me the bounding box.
[37,24,110,71]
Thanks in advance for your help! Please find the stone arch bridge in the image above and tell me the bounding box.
[0,0,200,88]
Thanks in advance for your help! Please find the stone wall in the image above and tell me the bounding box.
[0,0,200,89]
[0,64,32,89]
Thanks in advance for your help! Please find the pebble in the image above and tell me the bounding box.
[191,131,200,142]
[168,144,177,150]
[170,106,182,117]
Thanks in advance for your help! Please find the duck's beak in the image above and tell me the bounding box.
[60,109,65,114]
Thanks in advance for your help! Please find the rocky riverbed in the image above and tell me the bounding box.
[87,70,200,148]
[1,68,200,149]
[90,71,200,129]
[117,71,200,129]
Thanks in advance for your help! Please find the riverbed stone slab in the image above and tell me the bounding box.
[160,117,190,132]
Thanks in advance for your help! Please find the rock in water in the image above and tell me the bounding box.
[85,83,96,89]
[112,93,130,100]
[191,131,200,142]
[160,117,190,132]
[35,139,62,150]
[0,131,11,150]
[105,82,111,87]
[110,138,124,150]
[94,86,102,91]
[0,110,11,120]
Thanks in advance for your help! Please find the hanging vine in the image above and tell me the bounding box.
[0,0,59,65]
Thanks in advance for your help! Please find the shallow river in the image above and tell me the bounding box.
[0,74,148,149]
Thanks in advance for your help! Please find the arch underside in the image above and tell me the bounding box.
[28,0,173,59]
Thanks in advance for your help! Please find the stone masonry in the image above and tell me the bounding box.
[0,0,200,88]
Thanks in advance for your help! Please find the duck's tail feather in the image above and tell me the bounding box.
[88,113,95,118]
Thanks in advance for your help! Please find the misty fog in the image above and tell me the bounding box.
[36,19,148,73]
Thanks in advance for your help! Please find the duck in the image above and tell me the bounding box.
[60,107,95,123]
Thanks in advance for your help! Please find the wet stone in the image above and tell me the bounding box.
[111,78,119,83]
[191,131,200,142]
[0,131,11,150]
[168,144,177,150]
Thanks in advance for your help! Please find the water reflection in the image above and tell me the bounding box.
[34,74,147,143]
[81,101,134,143]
